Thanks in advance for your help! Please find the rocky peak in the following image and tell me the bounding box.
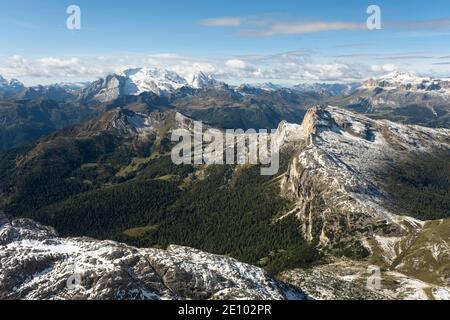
[187,71,220,89]
[0,75,7,87]
[280,106,450,247]
[0,75,25,95]
[79,74,127,103]
[298,106,340,138]
[121,67,188,95]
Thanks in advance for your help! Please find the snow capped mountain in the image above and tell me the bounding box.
[377,71,428,83]
[6,78,25,91]
[364,71,450,92]
[0,75,25,96]
[121,67,189,95]
[121,68,223,94]
[186,71,221,89]
[79,68,222,103]
[332,72,450,127]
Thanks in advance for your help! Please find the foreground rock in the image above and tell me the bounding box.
[0,217,307,300]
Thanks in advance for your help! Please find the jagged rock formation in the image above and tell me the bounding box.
[0,216,307,300]
[280,105,449,246]
[276,106,450,299]
[79,74,128,103]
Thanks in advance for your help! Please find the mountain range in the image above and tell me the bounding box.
[0,68,449,300]
[0,70,449,151]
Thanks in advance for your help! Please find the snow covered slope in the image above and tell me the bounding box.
[80,68,222,103]
[122,68,189,95]
[281,105,449,245]
[0,216,307,300]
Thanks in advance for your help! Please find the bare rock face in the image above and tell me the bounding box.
[0,216,307,300]
[280,106,450,247]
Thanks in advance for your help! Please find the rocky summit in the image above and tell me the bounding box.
[276,106,450,299]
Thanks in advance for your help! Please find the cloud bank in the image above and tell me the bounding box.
[0,50,404,86]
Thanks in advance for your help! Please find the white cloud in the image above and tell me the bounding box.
[199,15,450,37]
[0,53,380,85]
[225,59,247,69]
[3,51,445,86]
[149,53,179,59]
[0,55,109,80]
[371,64,397,73]
[199,17,242,27]
[38,57,80,68]
[199,16,367,35]
[260,21,367,36]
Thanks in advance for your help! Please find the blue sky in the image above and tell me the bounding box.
[1,0,450,85]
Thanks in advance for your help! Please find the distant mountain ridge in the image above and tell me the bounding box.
[1,69,450,151]
[3,69,450,102]
[0,68,356,103]
[0,105,448,300]
[333,71,450,128]
[0,75,25,98]
[363,71,450,92]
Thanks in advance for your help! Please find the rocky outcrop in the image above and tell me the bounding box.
[280,106,450,247]
[79,75,128,103]
[0,216,307,300]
